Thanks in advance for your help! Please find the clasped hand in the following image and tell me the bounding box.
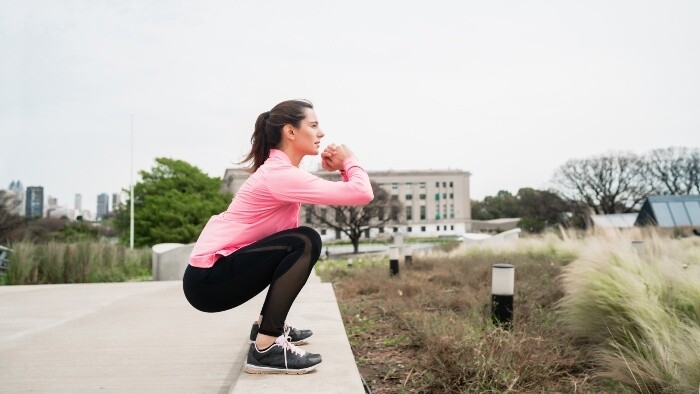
[321,144,354,172]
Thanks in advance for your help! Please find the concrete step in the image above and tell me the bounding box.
[0,270,365,393]
[229,282,365,394]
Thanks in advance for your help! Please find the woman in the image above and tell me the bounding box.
[183,99,374,375]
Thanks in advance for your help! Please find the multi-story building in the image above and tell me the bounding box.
[6,180,25,216]
[221,167,472,240]
[25,186,44,218]
[112,193,122,211]
[97,193,109,219]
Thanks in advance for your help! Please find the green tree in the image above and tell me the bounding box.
[114,158,232,247]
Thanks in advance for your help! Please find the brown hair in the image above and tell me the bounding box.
[239,99,314,172]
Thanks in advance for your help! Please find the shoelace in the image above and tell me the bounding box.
[276,334,306,369]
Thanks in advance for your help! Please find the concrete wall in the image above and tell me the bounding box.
[152,243,194,281]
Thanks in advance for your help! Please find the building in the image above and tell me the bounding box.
[75,194,82,211]
[221,167,472,240]
[112,193,122,211]
[6,180,25,216]
[25,186,44,218]
[97,193,110,219]
[635,195,700,235]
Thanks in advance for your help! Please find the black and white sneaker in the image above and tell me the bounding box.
[249,322,313,345]
[244,334,322,375]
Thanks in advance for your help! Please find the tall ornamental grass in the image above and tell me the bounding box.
[4,241,151,285]
[557,231,700,393]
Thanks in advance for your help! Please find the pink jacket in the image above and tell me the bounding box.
[188,149,374,268]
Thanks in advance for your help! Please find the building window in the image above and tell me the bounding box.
[435,193,440,200]
[442,182,446,187]
[320,208,327,220]
[435,182,439,188]
[335,229,341,239]
[420,226,426,232]
[406,206,412,220]
[443,225,447,230]
[407,226,412,232]
[419,182,426,189]
[436,213,440,219]
[321,229,327,235]
[379,227,385,233]
[393,227,399,233]
[378,208,385,220]
[365,229,370,238]
[405,194,413,200]
[305,207,312,223]
[450,225,454,230]
[436,225,440,231]
[419,193,426,200]
[450,193,453,199]
[449,181,453,187]
[392,183,398,190]
[420,206,426,220]
[391,195,399,201]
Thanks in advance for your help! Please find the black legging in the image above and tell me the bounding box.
[183,226,322,337]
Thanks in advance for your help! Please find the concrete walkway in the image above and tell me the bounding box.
[0,272,365,393]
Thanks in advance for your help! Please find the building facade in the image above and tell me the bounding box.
[6,180,25,216]
[25,186,44,218]
[96,193,110,219]
[221,167,472,240]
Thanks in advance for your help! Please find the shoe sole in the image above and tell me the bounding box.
[243,361,321,375]
[249,335,311,346]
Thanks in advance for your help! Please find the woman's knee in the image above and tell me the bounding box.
[297,226,322,260]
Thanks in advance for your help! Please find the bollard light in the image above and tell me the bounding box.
[631,240,644,253]
[389,247,399,276]
[491,263,514,330]
[404,245,413,267]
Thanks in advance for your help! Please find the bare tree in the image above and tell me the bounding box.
[306,181,402,254]
[645,147,700,195]
[0,191,25,244]
[552,152,652,214]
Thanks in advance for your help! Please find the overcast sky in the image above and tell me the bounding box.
[2,0,698,214]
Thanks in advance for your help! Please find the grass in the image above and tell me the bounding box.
[316,228,700,393]
[2,241,151,285]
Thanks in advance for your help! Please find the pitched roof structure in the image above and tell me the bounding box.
[635,195,700,228]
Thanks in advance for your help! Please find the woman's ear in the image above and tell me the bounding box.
[283,125,296,141]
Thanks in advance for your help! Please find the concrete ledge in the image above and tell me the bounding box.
[0,270,365,393]
[229,283,365,394]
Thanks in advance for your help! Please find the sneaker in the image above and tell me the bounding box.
[244,334,322,374]
[249,322,313,345]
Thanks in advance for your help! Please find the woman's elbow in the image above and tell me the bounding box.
[360,189,374,205]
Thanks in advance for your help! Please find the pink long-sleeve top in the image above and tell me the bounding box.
[188,149,374,268]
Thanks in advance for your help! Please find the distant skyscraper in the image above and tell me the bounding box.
[112,192,122,211]
[75,194,82,210]
[97,193,109,219]
[7,180,25,216]
[25,186,44,218]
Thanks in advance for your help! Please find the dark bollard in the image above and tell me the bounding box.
[389,247,399,276]
[404,245,413,267]
[491,263,514,330]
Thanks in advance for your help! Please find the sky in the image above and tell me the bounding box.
[1,0,699,215]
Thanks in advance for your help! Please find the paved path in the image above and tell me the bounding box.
[0,273,365,393]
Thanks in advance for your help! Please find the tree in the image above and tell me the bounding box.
[114,158,232,247]
[0,191,25,244]
[551,152,652,214]
[306,181,402,254]
[645,147,700,195]
[471,190,520,220]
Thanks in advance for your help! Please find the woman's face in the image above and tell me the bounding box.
[290,108,324,156]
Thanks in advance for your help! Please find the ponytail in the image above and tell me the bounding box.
[239,100,313,172]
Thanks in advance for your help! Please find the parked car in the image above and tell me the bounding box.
[0,245,12,273]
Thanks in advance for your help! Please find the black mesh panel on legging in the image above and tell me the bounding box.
[256,228,321,337]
